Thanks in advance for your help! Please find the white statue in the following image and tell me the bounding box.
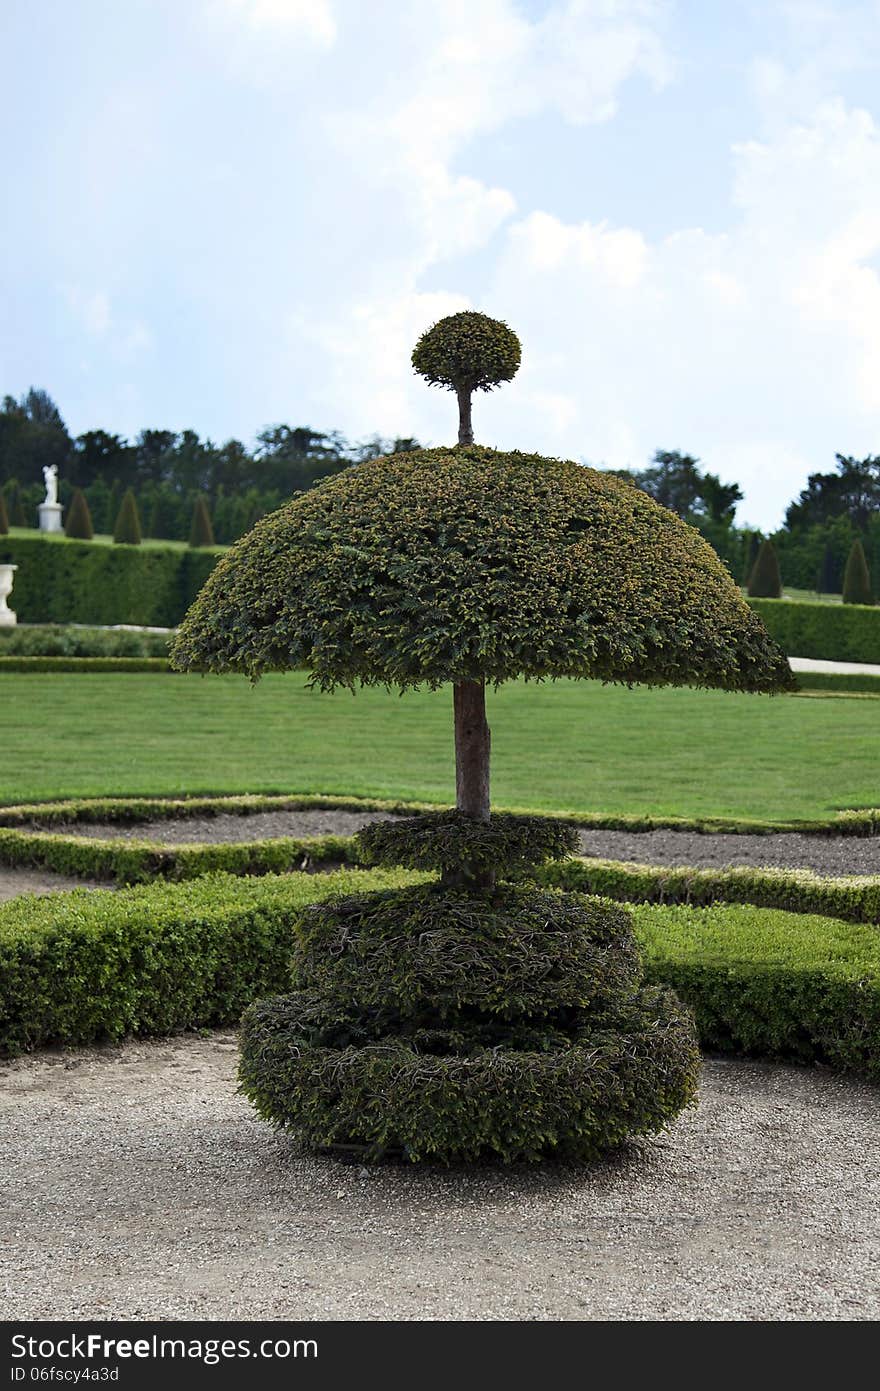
[42,464,59,507]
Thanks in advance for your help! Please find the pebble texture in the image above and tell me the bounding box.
[34,809,880,877]
[1,1034,877,1321]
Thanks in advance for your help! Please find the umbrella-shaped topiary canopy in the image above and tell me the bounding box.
[171,443,793,697]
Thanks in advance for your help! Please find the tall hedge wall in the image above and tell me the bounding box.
[0,533,222,626]
[748,596,880,663]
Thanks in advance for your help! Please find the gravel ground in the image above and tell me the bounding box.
[34,808,880,877]
[1,1034,877,1321]
[0,866,112,903]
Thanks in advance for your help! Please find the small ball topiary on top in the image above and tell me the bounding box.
[412,310,521,445]
[174,310,793,1164]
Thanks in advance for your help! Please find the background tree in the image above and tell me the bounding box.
[188,495,215,548]
[747,539,782,598]
[64,488,93,541]
[0,491,7,535]
[112,489,142,545]
[842,538,873,605]
[0,389,72,488]
[817,543,838,596]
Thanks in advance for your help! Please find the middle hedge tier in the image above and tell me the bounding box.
[292,884,642,1019]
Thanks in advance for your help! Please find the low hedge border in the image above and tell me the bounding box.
[3,791,880,838]
[748,595,880,663]
[1,870,877,1082]
[0,657,171,673]
[0,827,358,883]
[538,858,880,927]
[792,670,880,696]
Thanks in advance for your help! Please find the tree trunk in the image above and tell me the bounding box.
[457,386,474,446]
[446,679,493,890]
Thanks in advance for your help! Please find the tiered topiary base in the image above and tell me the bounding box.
[239,815,701,1163]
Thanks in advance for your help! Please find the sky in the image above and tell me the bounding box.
[4,1,880,529]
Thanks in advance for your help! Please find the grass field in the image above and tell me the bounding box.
[4,673,878,818]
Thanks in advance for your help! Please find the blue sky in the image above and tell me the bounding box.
[4,1,880,528]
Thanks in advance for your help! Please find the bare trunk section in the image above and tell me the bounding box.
[456,386,474,446]
[445,679,494,890]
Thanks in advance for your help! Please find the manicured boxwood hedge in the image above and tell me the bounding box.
[0,624,171,657]
[0,657,170,673]
[4,791,880,837]
[538,858,880,927]
[2,870,877,1081]
[0,826,357,883]
[749,596,880,663]
[0,533,222,626]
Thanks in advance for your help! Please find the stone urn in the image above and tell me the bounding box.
[0,564,18,627]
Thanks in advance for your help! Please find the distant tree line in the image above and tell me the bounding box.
[0,389,419,544]
[2,387,879,595]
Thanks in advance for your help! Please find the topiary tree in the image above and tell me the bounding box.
[747,538,782,598]
[6,481,27,529]
[817,542,837,597]
[412,310,521,445]
[188,494,215,548]
[64,488,93,541]
[172,311,793,1163]
[0,492,7,536]
[842,538,873,605]
[112,489,142,545]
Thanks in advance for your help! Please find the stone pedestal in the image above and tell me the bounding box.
[0,564,17,627]
[39,502,63,533]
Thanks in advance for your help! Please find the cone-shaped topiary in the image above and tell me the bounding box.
[189,494,215,548]
[842,538,873,606]
[64,488,93,541]
[0,492,8,536]
[112,489,142,545]
[174,313,792,1165]
[7,482,27,529]
[747,538,782,598]
[412,310,521,444]
[817,543,837,596]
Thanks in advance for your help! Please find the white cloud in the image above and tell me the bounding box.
[215,0,336,46]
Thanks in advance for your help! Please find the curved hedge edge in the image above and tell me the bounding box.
[0,657,171,673]
[0,828,358,884]
[2,791,880,839]
[1,870,877,1084]
[537,858,880,927]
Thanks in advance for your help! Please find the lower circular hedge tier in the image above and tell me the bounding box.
[239,984,701,1164]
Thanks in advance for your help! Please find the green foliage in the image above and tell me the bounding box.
[64,488,93,541]
[5,481,28,528]
[411,312,521,394]
[747,538,782,598]
[3,869,878,1087]
[0,867,414,1055]
[356,811,578,873]
[172,446,793,694]
[748,595,880,662]
[633,902,880,1081]
[842,538,873,606]
[113,489,143,545]
[240,985,699,1164]
[293,885,640,1020]
[0,657,168,673]
[0,824,356,884]
[0,491,7,535]
[0,625,171,657]
[189,494,215,548]
[538,856,880,928]
[0,533,220,625]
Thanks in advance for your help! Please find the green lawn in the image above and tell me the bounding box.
[4,673,878,818]
[5,526,225,555]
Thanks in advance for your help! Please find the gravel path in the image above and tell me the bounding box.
[0,866,112,903]
[35,809,880,877]
[1,1034,877,1321]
